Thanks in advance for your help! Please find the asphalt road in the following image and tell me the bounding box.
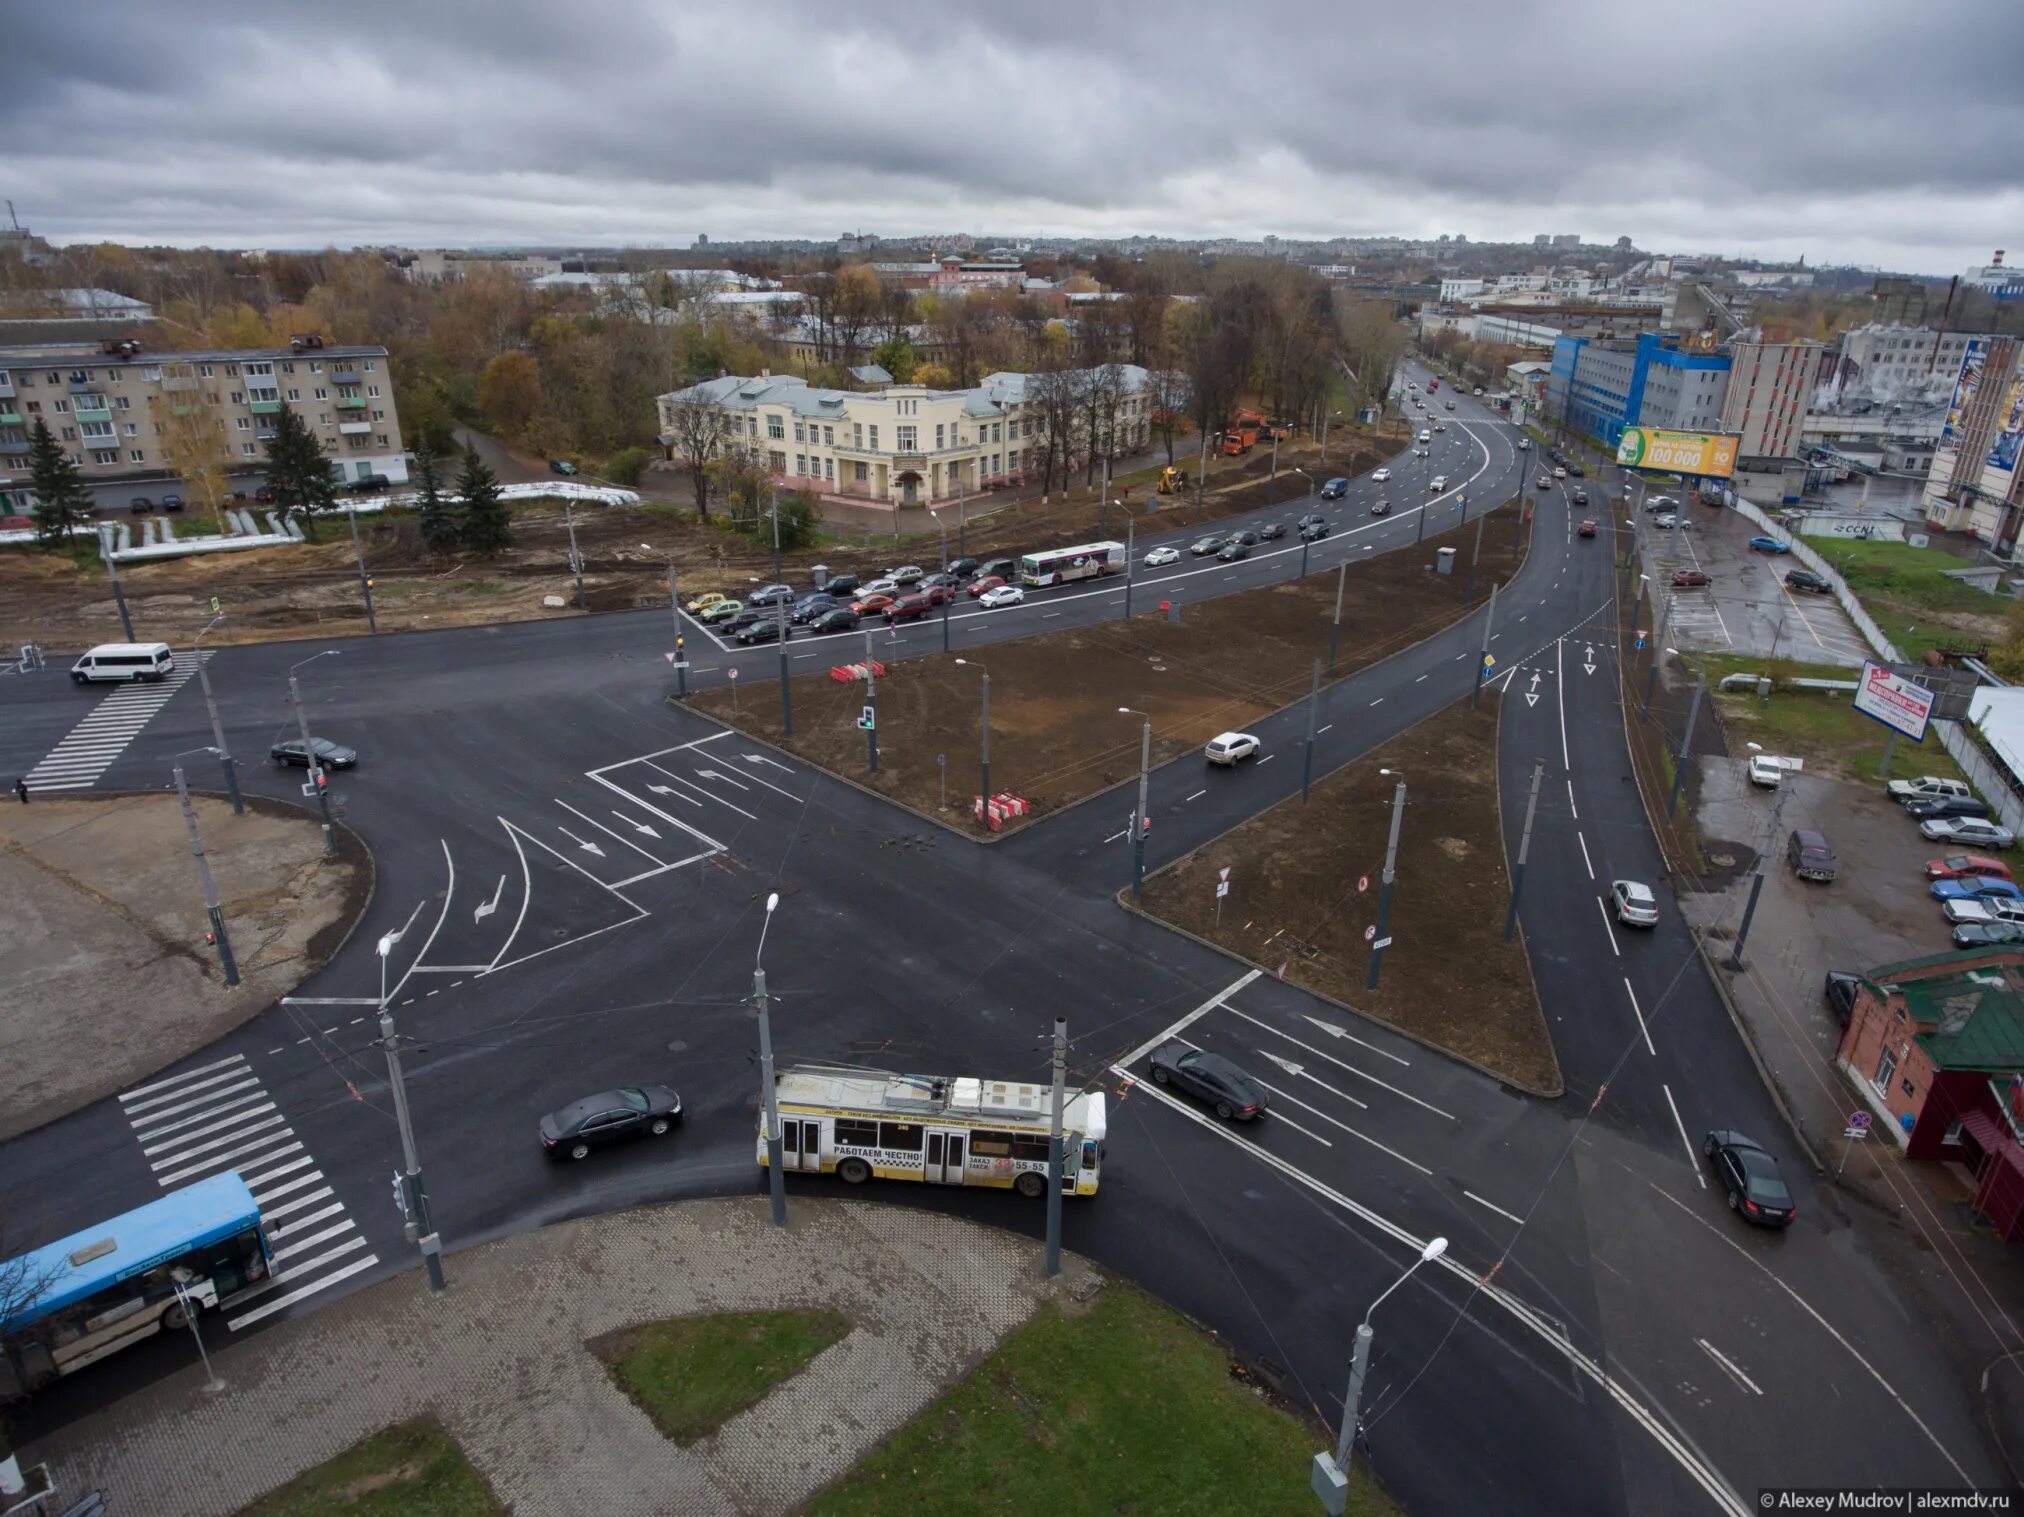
[1,367,2007,1512]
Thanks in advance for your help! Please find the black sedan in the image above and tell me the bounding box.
[736,619,789,645]
[1148,1042,1267,1121]
[1257,522,1286,540]
[792,594,839,624]
[1370,499,1392,516]
[1785,568,1832,595]
[1823,970,1862,1025]
[1703,1131,1795,1226]
[810,608,861,634]
[1299,520,1330,541]
[1216,541,1251,562]
[271,737,358,769]
[540,1085,682,1160]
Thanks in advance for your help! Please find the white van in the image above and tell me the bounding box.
[1418,429,1432,443]
[71,642,175,685]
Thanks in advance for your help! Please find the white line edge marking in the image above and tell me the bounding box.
[1577,831,1595,881]
[1464,1190,1525,1226]
[486,819,536,971]
[1623,976,1656,1056]
[1663,1083,1706,1189]
[1595,897,1621,957]
[1116,1070,1748,1516]
[1694,1339,1762,1396]
[1117,970,1262,1068]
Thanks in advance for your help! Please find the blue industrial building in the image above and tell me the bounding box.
[1547,332,1731,451]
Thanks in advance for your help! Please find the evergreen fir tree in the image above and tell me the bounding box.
[412,443,459,551]
[262,405,330,542]
[456,446,513,554]
[25,418,91,551]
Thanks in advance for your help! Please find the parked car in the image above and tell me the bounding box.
[967,575,1008,598]
[1369,469,1391,484]
[128,495,154,514]
[1651,514,1678,530]
[1823,971,1862,1026]
[1954,921,2024,949]
[1321,477,1350,498]
[1904,795,1992,822]
[1889,775,1972,804]
[1299,520,1331,542]
[1145,546,1181,567]
[254,486,277,504]
[159,493,184,512]
[270,737,358,770]
[1748,535,1792,554]
[1578,519,1598,538]
[1516,438,1531,451]
[697,599,744,624]
[946,558,979,579]
[747,583,796,606]
[850,593,896,616]
[1216,541,1251,562]
[685,590,730,614]
[820,573,861,597]
[1786,828,1837,882]
[884,592,938,623]
[1703,1131,1795,1227]
[1204,731,1261,766]
[1918,817,2015,849]
[539,1085,681,1161]
[1553,466,1567,479]
[1932,876,2023,902]
[1671,569,1711,588]
[1190,535,1224,556]
[1258,522,1286,540]
[792,594,839,624]
[348,475,392,495]
[1747,754,1789,787]
[1444,400,1457,411]
[1473,386,1485,396]
[1785,568,1832,594]
[1370,499,1393,516]
[810,608,860,635]
[549,459,580,476]
[1926,854,2013,883]
[1567,463,1585,478]
[735,618,788,645]
[1147,1042,1267,1121]
[978,584,1025,609]
[1611,879,1659,927]
[974,558,1018,583]
[1536,475,1553,490]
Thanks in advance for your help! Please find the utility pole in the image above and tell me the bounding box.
[1301,657,1322,804]
[1729,783,1792,970]
[1640,597,1676,721]
[934,510,951,653]
[1366,776,1406,990]
[1473,581,1499,708]
[1267,428,1280,505]
[99,525,135,642]
[1194,423,1210,522]
[1320,409,1333,467]
[1044,1015,1067,1277]
[670,565,688,700]
[1312,1237,1448,1514]
[863,631,879,773]
[1099,454,1110,539]
[957,478,968,557]
[173,765,239,986]
[1124,516,1135,621]
[769,484,784,588]
[753,892,788,1226]
[1465,507,1487,601]
[345,506,378,633]
[192,620,242,814]
[1121,711,1152,900]
[1329,560,1347,676]
[1666,674,1705,820]
[378,982,446,1290]
[776,596,793,737]
[564,501,586,612]
[289,672,337,858]
[1503,758,1545,942]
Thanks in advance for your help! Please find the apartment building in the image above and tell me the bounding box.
[0,339,407,503]
[658,366,1152,506]
[1548,332,1730,451]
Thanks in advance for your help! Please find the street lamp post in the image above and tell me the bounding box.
[753,892,788,1226]
[378,927,445,1291]
[1311,1236,1449,1514]
[1194,421,1211,522]
[288,650,340,858]
[345,504,378,634]
[1119,707,1152,900]
[98,523,136,642]
[956,659,990,823]
[1366,771,1407,989]
[1667,673,1706,820]
[1328,560,1348,675]
[564,501,586,612]
[930,508,952,653]
[192,614,242,814]
[1266,427,1281,505]
[1301,658,1322,804]
[173,761,239,987]
[1124,516,1136,620]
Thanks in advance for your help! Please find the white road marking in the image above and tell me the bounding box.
[139,1101,277,1154]
[1103,828,1129,844]
[1595,897,1621,956]
[1465,1190,1526,1226]
[1318,724,1332,733]
[227,1248,378,1330]
[261,1186,336,1223]
[125,1077,262,1129]
[1186,789,1207,802]
[1118,970,1262,1068]
[1258,754,1276,764]
[1696,1339,1762,1396]
[1254,1077,1430,1173]
[1576,831,1594,880]
[556,799,662,864]
[1567,778,1578,822]
[1414,673,1428,682]
[1228,1007,1451,1118]
[1369,697,1384,706]
[270,1218,355,1262]
[1294,1010,1412,1066]
[1624,977,1656,1056]
[1554,634,1570,771]
[1664,1083,1705,1188]
[148,1113,288,1172]
[119,1054,248,1108]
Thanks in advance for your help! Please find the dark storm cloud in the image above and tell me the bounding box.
[5,0,2018,270]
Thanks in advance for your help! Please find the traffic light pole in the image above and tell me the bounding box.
[346,505,377,634]
[289,673,337,858]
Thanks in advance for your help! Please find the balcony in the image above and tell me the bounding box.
[338,421,373,436]
[73,394,110,414]
[335,396,367,411]
[331,369,361,386]
[0,410,20,426]
[249,399,282,414]
[66,374,94,393]
[0,374,14,397]
[0,440,28,456]
[256,427,278,442]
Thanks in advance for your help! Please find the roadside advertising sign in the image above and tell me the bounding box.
[1853,660,1935,743]
[1614,428,1741,478]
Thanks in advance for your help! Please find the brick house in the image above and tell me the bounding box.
[1836,949,2024,1241]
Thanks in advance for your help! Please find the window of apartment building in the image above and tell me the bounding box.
[308,360,321,372]
[319,413,330,425]
[43,372,59,383]
[1008,449,1020,471]
[287,388,300,401]
[795,453,807,475]
[52,398,69,414]
[129,449,145,464]
[92,449,117,464]
[992,453,1002,475]
[852,423,863,447]
[935,423,945,449]
[1874,1046,1898,1094]
[80,420,113,439]
[824,458,834,480]
[898,425,916,451]
[229,391,244,405]
[376,434,388,446]
[199,365,214,378]
[853,460,868,482]
[1007,421,1019,440]
[114,395,130,410]
[246,362,273,377]
[122,423,137,436]
[372,409,385,420]
[794,420,806,443]
[768,450,786,473]
[367,385,380,398]
[823,426,833,446]
[364,359,376,371]
[235,417,251,430]
[869,425,879,449]
[242,443,257,456]
[313,387,328,401]
[60,425,75,440]
[767,415,784,440]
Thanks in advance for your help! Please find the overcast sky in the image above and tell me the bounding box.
[9,1,2020,274]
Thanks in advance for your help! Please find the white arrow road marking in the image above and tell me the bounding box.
[694,767,748,790]
[1583,643,1597,674]
[557,826,605,858]
[743,753,795,772]
[732,755,804,801]
[647,783,700,806]
[474,875,505,923]
[614,811,660,838]
[1259,1050,1369,1109]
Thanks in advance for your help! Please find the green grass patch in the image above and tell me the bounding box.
[1802,537,1999,617]
[234,1417,502,1517]
[593,1307,851,1445]
[809,1284,1400,1517]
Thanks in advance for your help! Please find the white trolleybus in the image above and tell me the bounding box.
[761,1064,1106,1198]
[1019,540,1125,588]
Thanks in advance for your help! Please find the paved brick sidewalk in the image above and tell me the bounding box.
[30,1197,1092,1517]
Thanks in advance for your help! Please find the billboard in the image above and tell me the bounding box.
[1614,428,1740,478]
[1854,660,1935,743]
[1987,364,2024,473]
[1942,338,1990,449]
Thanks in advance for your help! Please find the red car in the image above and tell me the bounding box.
[851,592,896,616]
[967,575,1007,598]
[1577,519,1597,538]
[884,591,939,623]
[1926,854,2014,883]
[1671,569,1711,588]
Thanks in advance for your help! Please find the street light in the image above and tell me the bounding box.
[1311,1235,1448,1514]
[753,891,788,1226]
[377,924,445,1290]
[1118,707,1152,900]
[192,613,242,814]
[287,650,340,857]
[1366,769,1408,989]
[955,659,990,821]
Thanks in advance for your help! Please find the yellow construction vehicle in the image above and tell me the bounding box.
[1157,465,1189,494]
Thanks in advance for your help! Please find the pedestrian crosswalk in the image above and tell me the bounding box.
[25,651,205,792]
[117,1052,378,1331]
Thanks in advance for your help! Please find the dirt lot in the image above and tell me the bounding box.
[689,503,1528,831]
[1138,694,1558,1093]
[0,793,370,1140]
[1,432,1401,653]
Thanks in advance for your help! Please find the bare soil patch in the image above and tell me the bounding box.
[1138,694,1560,1093]
[690,503,1528,832]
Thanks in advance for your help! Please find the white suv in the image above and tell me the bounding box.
[1372,468,1392,482]
[1204,732,1261,767]
[1429,475,1448,493]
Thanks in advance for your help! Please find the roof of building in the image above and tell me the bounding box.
[661,363,1150,422]
[55,287,152,314]
[0,341,388,364]
[847,364,893,385]
[1970,689,2024,786]
[1903,972,2024,1071]
[0,322,141,349]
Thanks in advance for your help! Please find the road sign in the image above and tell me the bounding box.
[1848,1110,1872,1130]
[300,781,318,797]
[1364,924,1376,942]
[1215,881,1229,899]
[1358,875,1369,893]
[1372,936,1393,950]
[857,705,875,731]
[1219,866,1231,882]
[1481,654,1496,672]
[727,667,739,680]
[1634,633,1646,650]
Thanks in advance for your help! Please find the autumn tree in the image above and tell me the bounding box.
[1146,368,1191,465]
[25,418,90,549]
[149,367,236,532]
[705,442,773,532]
[662,390,732,519]
[455,446,513,554]
[477,350,543,437]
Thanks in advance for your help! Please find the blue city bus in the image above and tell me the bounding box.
[0,1172,271,1395]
